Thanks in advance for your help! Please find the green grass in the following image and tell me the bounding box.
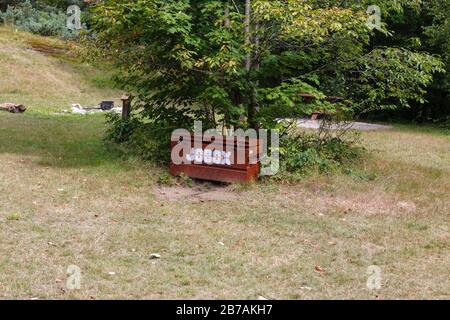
[6,212,21,221]
[0,113,117,168]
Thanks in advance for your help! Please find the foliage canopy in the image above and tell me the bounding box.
[86,0,444,130]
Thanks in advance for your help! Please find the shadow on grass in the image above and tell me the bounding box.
[0,113,126,170]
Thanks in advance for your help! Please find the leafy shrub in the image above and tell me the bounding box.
[105,112,181,165]
[104,94,212,165]
[157,171,175,186]
[277,128,364,179]
[0,0,74,38]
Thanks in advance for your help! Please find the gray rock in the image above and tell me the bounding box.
[149,253,161,260]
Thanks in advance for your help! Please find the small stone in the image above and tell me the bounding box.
[257,295,268,300]
[300,286,312,291]
[149,253,161,260]
[108,272,116,276]
[314,265,325,273]
[218,242,225,246]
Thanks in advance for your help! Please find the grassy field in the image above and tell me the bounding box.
[0,27,121,112]
[0,28,449,300]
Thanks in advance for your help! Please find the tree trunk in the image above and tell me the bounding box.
[224,0,230,28]
[244,0,260,130]
[244,0,254,128]
[251,22,260,130]
[244,0,251,72]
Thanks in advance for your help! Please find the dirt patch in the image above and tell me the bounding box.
[154,186,198,201]
[196,190,239,201]
[29,44,67,56]
[397,201,417,214]
[154,185,239,202]
[277,185,406,216]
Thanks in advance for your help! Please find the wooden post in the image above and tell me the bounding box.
[120,94,133,121]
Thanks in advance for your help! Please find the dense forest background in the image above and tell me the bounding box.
[1,0,448,123]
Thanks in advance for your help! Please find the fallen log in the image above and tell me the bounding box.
[0,103,27,113]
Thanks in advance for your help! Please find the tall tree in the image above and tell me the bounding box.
[86,0,444,130]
